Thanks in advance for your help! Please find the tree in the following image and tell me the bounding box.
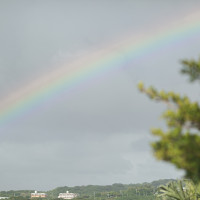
[138,57,200,183]
[157,180,189,200]
[156,179,200,200]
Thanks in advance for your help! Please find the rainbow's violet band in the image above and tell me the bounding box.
[0,16,200,127]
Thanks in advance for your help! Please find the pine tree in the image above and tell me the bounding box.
[138,57,200,183]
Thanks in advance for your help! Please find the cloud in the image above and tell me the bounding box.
[0,0,199,190]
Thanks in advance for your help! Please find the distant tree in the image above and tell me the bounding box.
[9,197,29,200]
[138,57,200,183]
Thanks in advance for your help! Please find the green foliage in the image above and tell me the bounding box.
[138,57,200,183]
[156,179,200,200]
[47,184,126,198]
[0,180,173,200]
[47,180,172,200]
[9,197,29,200]
[181,58,200,82]
[0,191,34,198]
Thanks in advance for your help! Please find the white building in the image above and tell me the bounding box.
[0,197,9,199]
[31,191,46,198]
[58,191,77,199]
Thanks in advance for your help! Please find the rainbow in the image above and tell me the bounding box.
[1,12,200,127]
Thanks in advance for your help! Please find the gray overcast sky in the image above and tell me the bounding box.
[0,0,200,191]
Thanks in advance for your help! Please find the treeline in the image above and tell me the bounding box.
[0,179,173,200]
[0,191,34,198]
[47,179,173,199]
